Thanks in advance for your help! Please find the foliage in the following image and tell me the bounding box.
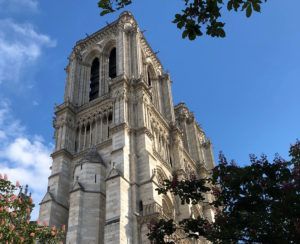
[98,0,268,40]
[147,141,300,243]
[0,176,65,243]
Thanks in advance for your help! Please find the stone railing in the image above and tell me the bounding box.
[142,202,162,216]
[142,202,171,220]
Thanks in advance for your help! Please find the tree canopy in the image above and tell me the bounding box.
[98,0,268,40]
[0,176,65,243]
[147,141,300,243]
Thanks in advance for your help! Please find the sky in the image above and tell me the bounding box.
[0,0,299,219]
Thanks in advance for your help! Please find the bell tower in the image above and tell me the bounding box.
[39,11,215,244]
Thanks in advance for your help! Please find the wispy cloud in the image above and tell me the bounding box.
[0,100,53,220]
[0,0,39,12]
[0,19,56,84]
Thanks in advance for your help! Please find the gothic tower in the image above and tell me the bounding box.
[38,12,215,244]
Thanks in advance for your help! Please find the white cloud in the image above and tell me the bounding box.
[0,100,25,137]
[0,19,56,84]
[0,100,53,220]
[0,0,39,12]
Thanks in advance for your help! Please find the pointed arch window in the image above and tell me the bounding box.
[162,196,173,219]
[147,70,152,86]
[89,58,100,101]
[109,48,116,79]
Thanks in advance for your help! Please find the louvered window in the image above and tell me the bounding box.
[89,58,100,101]
[109,48,116,79]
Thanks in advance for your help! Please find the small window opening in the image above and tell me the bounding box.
[109,48,117,79]
[86,124,91,147]
[95,174,97,183]
[108,112,113,123]
[81,164,83,170]
[75,128,79,152]
[147,71,151,86]
[139,200,143,212]
[89,58,100,101]
[75,141,78,152]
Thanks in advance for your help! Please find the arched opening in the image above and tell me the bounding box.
[75,127,79,152]
[139,200,143,213]
[86,123,91,148]
[109,48,116,79]
[102,114,108,139]
[80,125,85,151]
[162,196,173,219]
[89,58,100,101]
[147,65,156,85]
[147,70,151,86]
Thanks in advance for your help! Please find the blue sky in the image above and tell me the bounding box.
[0,0,299,219]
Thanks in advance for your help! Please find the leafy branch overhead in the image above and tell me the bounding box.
[98,0,268,40]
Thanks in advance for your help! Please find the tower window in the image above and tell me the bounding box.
[147,71,151,86]
[89,58,100,101]
[139,200,143,212]
[108,112,113,123]
[109,48,116,79]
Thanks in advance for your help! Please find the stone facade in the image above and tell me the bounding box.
[38,11,215,244]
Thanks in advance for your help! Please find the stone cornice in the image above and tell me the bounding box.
[105,217,120,226]
[55,101,77,115]
[110,122,129,134]
[39,192,69,211]
[73,139,112,160]
[105,170,131,185]
[110,147,124,155]
[135,127,153,139]
[70,187,106,197]
[48,172,60,180]
[51,149,73,160]
[109,73,129,90]
[132,78,153,99]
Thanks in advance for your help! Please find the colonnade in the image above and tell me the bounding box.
[75,111,113,152]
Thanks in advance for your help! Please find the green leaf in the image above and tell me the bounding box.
[227,1,233,11]
[175,14,181,19]
[100,9,112,16]
[182,30,188,39]
[219,29,226,38]
[177,21,184,29]
[246,4,252,17]
[188,32,196,40]
[252,1,261,12]
[98,0,109,9]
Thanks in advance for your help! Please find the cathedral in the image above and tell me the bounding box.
[38,11,215,244]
